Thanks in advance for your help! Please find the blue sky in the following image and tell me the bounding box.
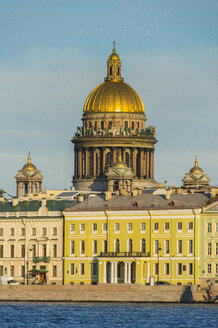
[0,0,218,195]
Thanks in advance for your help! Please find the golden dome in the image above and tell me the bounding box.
[22,152,37,171]
[83,42,145,113]
[189,155,203,174]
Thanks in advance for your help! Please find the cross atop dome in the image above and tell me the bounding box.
[113,40,116,53]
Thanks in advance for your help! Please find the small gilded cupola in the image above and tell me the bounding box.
[106,41,122,82]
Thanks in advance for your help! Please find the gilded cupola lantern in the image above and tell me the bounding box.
[72,43,162,192]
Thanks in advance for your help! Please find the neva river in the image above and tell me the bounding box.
[0,302,217,327]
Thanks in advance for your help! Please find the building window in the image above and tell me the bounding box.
[0,245,3,258]
[137,122,140,129]
[10,265,14,277]
[10,245,14,258]
[92,263,98,276]
[188,240,193,254]
[0,266,3,275]
[141,239,146,253]
[177,222,182,231]
[177,240,182,254]
[71,241,75,255]
[42,244,47,257]
[154,240,159,255]
[208,264,212,274]
[101,121,104,129]
[216,243,218,255]
[164,222,169,232]
[165,240,169,254]
[70,224,75,233]
[0,228,3,236]
[70,263,74,275]
[21,228,25,236]
[165,263,169,275]
[141,222,146,232]
[128,239,133,253]
[10,228,14,236]
[32,245,36,257]
[128,223,133,232]
[208,222,212,233]
[115,239,120,253]
[154,222,158,232]
[103,223,107,232]
[108,121,112,129]
[216,223,218,233]
[42,228,47,236]
[115,223,119,232]
[21,265,25,277]
[21,245,25,258]
[208,243,212,255]
[131,121,135,130]
[53,245,57,257]
[32,228,36,236]
[178,263,182,275]
[189,263,193,275]
[80,224,85,232]
[92,223,97,233]
[80,263,85,275]
[53,227,57,236]
[93,240,97,254]
[188,222,193,231]
[104,240,108,253]
[81,240,85,255]
[124,121,128,129]
[155,263,159,275]
[53,265,57,277]
[216,264,218,274]
[94,121,97,130]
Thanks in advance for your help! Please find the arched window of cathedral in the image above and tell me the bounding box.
[94,121,97,130]
[101,121,104,130]
[125,153,130,167]
[23,183,28,195]
[89,121,92,128]
[124,121,128,129]
[128,239,133,253]
[113,180,119,191]
[117,66,120,75]
[110,66,112,75]
[137,122,140,129]
[141,239,146,253]
[108,121,112,129]
[131,121,134,130]
[115,239,120,253]
[106,151,112,169]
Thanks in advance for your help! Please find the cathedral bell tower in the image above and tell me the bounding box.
[72,43,162,191]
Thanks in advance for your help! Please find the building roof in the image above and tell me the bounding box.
[65,193,210,212]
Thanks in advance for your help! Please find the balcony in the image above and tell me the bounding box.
[99,252,150,257]
[33,256,50,263]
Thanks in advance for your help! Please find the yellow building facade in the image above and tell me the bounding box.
[64,200,203,286]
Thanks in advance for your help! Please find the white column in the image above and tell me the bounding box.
[124,262,128,283]
[111,262,114,284]
[146,262,150,284]
[104,262,107,283]
[127,262,131,283]
[114,262,118,284]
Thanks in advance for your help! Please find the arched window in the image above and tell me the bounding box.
[117,66,120,75]
[113,181,119,192]
[115,239,120,253]
[141,239,146,253]
[128,239,133,253]
[23,183,28,195]
[110,66,112,75]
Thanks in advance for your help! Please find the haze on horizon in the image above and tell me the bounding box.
[0,0,218,196]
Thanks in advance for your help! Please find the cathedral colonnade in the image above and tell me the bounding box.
[74,147,154,179]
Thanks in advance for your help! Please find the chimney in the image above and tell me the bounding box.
[166,189,171,200]
[211,188,216,199]
[13,198,19,206]
[105,191,112,201]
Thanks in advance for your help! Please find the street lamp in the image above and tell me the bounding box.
[157,242,162,284]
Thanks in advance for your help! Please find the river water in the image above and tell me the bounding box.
[0,302,217,327]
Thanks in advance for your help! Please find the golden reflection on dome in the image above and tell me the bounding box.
[189,155,203,174]
[83,42,145,113]
[22,152,37,171]
[114,150,127,168]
